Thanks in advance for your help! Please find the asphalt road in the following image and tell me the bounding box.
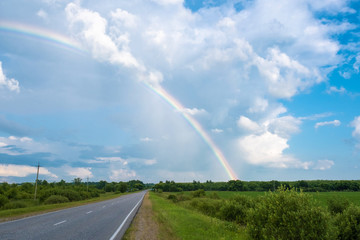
[0,191,146,240]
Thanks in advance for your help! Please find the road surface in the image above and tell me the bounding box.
[0,191,146,240]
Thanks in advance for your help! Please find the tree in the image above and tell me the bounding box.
[73,178,82,185]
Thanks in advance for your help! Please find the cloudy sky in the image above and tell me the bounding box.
[0,0,359,183]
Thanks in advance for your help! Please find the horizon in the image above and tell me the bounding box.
[0,0,360,183]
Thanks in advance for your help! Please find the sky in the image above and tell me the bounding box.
[0,0,360,183]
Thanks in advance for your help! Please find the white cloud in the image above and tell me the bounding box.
[238,131,310,169]
[37,9,48,20]
[354,54,360,72]
[313,159,334,170]
[327,86,346,94]
[110,8,137,28]
[211,128,223,134]
[110,168,136,181]
[267,115,301,138]
[315,119,341,128]
[0,61,20,93]
[151,0,183,5]
[65,3,141,69]
[351,116,360,138]
[144,159,157,165]
[299,112,333,120]
[248,98,268,113]
[0,164,57,178]
[180,107,207,116]
[66,166,93,179]
[140,137,153,142]
[237,116,260,132]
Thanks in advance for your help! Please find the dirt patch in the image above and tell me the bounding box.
[124,192,159,240]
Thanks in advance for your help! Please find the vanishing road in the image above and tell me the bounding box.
[0,191,146,240]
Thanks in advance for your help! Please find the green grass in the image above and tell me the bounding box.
[183,191,360,206]
[150,192,246,240]
[0,192,132,221]
[308,192,360,207]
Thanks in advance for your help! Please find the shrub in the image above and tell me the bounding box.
[192,189,206,198]
[0,195,9,208]
[335,204,360,240]
[3,200,28,209]
[328,197,350,215]
[176,193,191,202]
[167,194,177,202]
[219,195,254,225]
[246,187,332,240]
[44,195,70,204]
[190,198,222,217]
[208,192,220,199]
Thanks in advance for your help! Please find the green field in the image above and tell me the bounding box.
[150,192,246,240]
[170,190,360,206]
[151,190,360,240]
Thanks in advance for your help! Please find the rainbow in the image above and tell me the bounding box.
[0,20,237,180]
[0,20,84,54]
[144,83,238,180]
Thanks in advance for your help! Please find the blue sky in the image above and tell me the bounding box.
[0,0,359,183]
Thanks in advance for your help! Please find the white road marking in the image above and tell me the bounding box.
[54,220,67,226]
[86,211,93,214]
[109,194,144,240]
[102,205,106,208]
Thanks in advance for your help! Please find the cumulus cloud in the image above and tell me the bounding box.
[351,116,360,138]
[66,166,93,179]
[327,86,346,94]
[237,116,261,132]
[315,120,341,128]
[238,131,311,169]
[180,108,207,116]
[140,137,153,142]
[313,159,334,170]
[37,9,48,20]
[110,168,136,181]
[0,62,20,93]
[211,128,223,134]
[65,3,141,69]
[60,0,346,178]
[0,164,57,178]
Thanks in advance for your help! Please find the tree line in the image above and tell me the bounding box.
[0,179,150,210]
[154,179,360,192]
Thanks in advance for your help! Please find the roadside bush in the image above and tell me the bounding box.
[335,204,360,240]
[167,194,177,202]
[44,195,70,204]
[0,195,9,208]
[208,192,220,199]
[6,188,18,200]
[62,190,81,201]
[176,193,191,202]
[219,195,254,225]
[246,187,332,240]
[190,198,222,217]
[192,189,206,198]
[3,200,28,210]
[328,197,350,215]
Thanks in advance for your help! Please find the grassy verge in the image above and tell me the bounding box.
[150,192,246,240]
[0,192,132,222]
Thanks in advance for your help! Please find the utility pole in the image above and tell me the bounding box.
[34,162,40,200]
[87,177,89,192]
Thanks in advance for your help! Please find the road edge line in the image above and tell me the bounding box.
[109,193,145,240]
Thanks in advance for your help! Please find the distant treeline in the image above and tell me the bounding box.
[0,179,152,210]
[154,180,360,192]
